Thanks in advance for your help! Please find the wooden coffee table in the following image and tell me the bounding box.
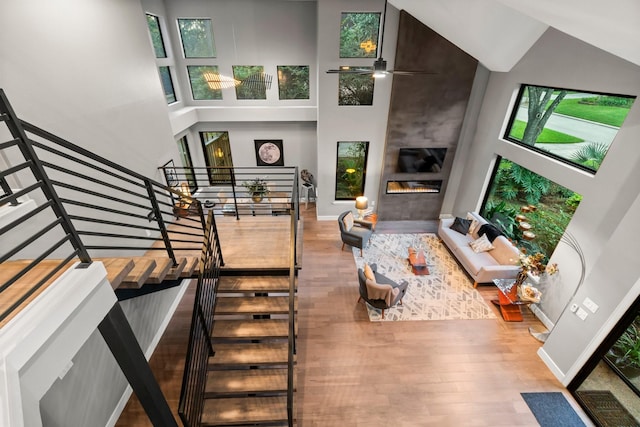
[408,247,429,275]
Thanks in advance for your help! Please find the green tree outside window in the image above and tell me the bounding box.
[277,66,309,100]
[146,14,166,58]
[178,18,216,58]
[340,12,381,58]
[187,66,222,100]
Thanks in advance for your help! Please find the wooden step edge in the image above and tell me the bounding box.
[204,369,294,397]
[139,257,173,285]
[162,257,187,281]
[118,258,157,289]
[201,395,288,427]
[95,258,136,289]
[181,256,200,278]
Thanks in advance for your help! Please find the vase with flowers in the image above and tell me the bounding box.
[515,252,558,303]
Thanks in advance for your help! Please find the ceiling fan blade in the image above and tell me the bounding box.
[326,68,374,75]
[388,70,438,75]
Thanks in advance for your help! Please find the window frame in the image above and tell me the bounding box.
[335,141,369,200]
[158,66,177,104]
[177,18,217,59]
[145,13,167,58]
[503,84,636,174]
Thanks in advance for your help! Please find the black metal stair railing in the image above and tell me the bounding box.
[178,210,222,427]
[158,164,298,220]
[0,88,208,326]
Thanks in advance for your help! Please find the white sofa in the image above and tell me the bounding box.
[438,212,521,287]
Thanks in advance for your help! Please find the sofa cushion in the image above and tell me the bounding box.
[469,234,494,253]
[489,236,520,265]
[478,223,503,242]
[364,264,375,281]
[450,217,471,235]
[456,245,500,276]
[342,211,354,231]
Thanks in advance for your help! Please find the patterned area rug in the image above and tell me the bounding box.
[352,233,496,322]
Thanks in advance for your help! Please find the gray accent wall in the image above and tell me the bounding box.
[378,11,478,220]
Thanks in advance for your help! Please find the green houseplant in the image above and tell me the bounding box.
[607,320,640,378]
[242,178,269,202]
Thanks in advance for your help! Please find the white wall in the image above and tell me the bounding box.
[0,0,179,185]
[316,0,397,218]
[445,27,640,380]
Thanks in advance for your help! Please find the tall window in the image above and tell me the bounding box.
[200,131,233,185]
[178,18,216,58]
[481,157,582,258]
[504,84,635,173]
[187,66,223,100]
[159,66,176,104]
[146,13,166,58]
[340,12,381,58]
[336,141,369,200]
[176,136,196,191]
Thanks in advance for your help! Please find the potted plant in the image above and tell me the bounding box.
[607,320,640,379]
[242,178,269,203]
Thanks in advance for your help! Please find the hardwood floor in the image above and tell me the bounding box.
[116,206,591,426]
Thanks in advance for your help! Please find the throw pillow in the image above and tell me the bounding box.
[469,234,494,253]
[450,217,471,235]
[478,223,503,243]
[364,264,375,281]
[466,213,480,235]
[342,211,354,231]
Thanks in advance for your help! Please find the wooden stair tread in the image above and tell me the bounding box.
[210,342,289,367]
[180,256,199,278]
[95,258,135,289]
[136,257,173,284]
[201,396,288,426]
[118,258,156,289]
[212,319,293,340]
[217,276,293,293]
[205,369,290,396]
[215,296,297,315]
[161,257,187,281]
[0,259,75,329]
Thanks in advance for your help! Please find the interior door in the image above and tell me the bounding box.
[200,131,233,185]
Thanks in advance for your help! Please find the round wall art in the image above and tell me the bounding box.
[254,140,284,166]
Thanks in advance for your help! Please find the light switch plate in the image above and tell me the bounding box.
[576,307,588,321]
[583,297,599,313]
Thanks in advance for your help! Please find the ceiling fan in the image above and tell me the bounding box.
[326,0,433,78]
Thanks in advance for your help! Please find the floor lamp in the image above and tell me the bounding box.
[530,231,586,342]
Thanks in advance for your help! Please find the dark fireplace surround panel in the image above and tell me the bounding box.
[377,10,478,221]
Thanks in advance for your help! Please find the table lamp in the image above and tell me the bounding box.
[355,196,368,220]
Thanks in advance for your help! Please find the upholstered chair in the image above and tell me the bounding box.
[338,211,373,256]
[357,263,409,319]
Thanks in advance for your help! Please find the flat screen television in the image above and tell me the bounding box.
[397,148,447,173]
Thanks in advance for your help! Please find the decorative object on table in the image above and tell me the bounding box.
[518,283,542,303]
[300,169,314,185]
[407,246,429,275]
[242,178,269,203]
[254,139,284,166]
[355,196,368,219]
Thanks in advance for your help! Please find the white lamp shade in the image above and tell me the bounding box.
[355,196,368,210]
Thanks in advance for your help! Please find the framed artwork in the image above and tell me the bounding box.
[255,140,284,166]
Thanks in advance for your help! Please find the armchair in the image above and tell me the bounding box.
[338,211,373,256]
[357,263,409,319]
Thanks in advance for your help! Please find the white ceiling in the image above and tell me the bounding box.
[389,0,640,71]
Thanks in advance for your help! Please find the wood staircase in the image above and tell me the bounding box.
[201,275,297,427]
[0,255,200,329]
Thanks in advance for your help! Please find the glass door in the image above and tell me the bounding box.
[176,135,196,192]
[200,131,233,185]
[570,295,640,426]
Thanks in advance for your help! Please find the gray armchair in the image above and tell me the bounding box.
[338,211,373,256]
[357,263,409,319]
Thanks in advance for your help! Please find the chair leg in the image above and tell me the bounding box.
[360,248,363,256]
[381,309,385,319]
[473,281,478,288]
[341,242,345,251]
[357,296,362,303]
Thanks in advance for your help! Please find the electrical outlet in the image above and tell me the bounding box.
[583,297,599,313]
[576,307,588,321]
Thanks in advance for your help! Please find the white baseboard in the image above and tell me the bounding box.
[106,279,192,427]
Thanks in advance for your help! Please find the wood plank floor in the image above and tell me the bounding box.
[115,206,591,426]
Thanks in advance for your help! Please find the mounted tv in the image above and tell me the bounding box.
[397,148,446,173]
